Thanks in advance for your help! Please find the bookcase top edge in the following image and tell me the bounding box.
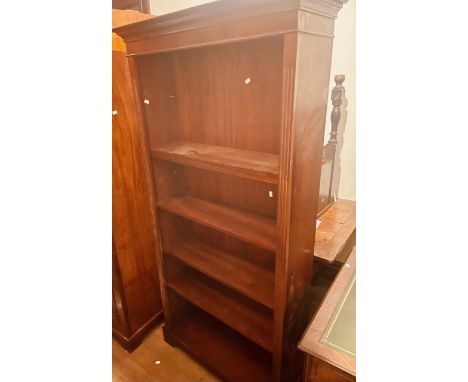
[113,0,346,43]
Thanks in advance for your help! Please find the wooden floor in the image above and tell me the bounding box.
[113,323,221,382]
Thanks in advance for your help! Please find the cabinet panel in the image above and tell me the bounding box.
[309,357,355,382]
[112,10,163,352]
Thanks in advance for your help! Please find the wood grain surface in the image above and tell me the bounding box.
[165,239,275,309]
[112,9,152,52]
[315,200,356,263]
[299,249,356,377]
[158,196,277,251]
[167,267,274,352]
[152,142,279,184]
[169,307,273,382]
[112,9,162,351]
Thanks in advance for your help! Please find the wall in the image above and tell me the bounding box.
[150,0,356,201]
[325,0,356,201]
[150,0,215,15]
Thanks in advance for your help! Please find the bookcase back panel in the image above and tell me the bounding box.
[165,258,273,318]
[167,292,273,382]
[165,258,274,349]
[137,53,179,147]
[184,167,278,220]
[190,223,275,272]
[138,36,284,154]
[153,160,278,219]
[157,211,192,248]
[158,212,275,272]
[151,161,186,200]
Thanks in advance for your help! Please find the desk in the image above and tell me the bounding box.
[299,249,356,381]
[315,200,356,264]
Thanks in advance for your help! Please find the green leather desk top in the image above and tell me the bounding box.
[320,273,356,357]
[298,248,356,376]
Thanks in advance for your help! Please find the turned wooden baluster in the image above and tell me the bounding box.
[327,74,345,203]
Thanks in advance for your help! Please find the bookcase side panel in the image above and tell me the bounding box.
[274,32,299,381]
[127,56,173,326]
[288,31,335,308]
[275,27,336,381]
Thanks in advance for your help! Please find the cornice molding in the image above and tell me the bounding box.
[113,0,346,42]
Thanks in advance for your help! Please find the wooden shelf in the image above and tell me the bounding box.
[165,240,275,309]
[152,142,279,184]
[167,268,274,352]
[169,307,272,382]
[158,196,277,251]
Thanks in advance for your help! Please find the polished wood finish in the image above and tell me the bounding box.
[169,307,273,382]
[114,0,344,56]
[327,75,345,201]
[112,242,130,336]
[112,9,152,52]
[299,249,356,380]
[306,357,355,382]
[167,267,274,352]
[315,199,356,264]
[112,0,150,14]
[152,142,279,184]
[137,37,283,154]
[158,196,277,251]
[114,1,347,380]
[318,75,346,216]
[165,239,275,309]
[112,10,162,352]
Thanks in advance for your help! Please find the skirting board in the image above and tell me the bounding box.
[113,311,164,352]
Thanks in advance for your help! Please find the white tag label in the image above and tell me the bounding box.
[316,219,322,228]
[144,99,150,105]
[268,191,273,198]
[244,77,252,85]
[112,110,118,116]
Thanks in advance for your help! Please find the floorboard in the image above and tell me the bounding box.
[112,324,221,382]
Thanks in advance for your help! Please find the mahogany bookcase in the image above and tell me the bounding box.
[112,9,163,352]
[114,1,347,380]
